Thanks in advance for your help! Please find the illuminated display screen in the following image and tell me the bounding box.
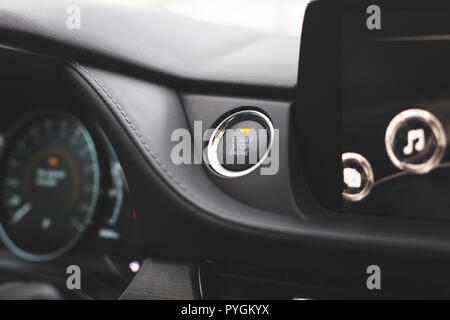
[341,9,450,220]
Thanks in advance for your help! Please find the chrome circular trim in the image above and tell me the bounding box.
[207,110,274,178]
[342,152,374,202]
[385,108,447,174]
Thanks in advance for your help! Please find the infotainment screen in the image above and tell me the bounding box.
[341,7,450,220]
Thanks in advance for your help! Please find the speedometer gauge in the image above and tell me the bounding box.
[0,111,100,261]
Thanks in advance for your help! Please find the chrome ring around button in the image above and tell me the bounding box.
[385,109,446,174]
[342,152,374,202]
[207,110,274,178]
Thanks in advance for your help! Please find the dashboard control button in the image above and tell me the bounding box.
[220,120,266,172]
[385,109,446,174]
[342,152,374,202]
[207,110,274,178]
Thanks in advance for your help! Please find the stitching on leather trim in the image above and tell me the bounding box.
[71,62,225,214]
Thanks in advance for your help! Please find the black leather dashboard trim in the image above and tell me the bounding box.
[65,62,305,233]
[64,61,340,270]
[58,59,450,279]
[63,61,450,267]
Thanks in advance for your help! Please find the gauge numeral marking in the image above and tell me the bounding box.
[4,178,19,188]
[5,195,21,207]
[9,202,32,225]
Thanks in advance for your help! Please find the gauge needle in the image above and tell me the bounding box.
[9,202,33,225]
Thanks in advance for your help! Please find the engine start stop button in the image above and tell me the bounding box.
[207,110,274,178]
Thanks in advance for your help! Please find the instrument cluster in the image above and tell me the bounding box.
[0,47,144,299]
[0,108,141,278]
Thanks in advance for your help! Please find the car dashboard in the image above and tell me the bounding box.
[3,0,450,301]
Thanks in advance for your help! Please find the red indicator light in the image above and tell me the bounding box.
[133,211,137,220]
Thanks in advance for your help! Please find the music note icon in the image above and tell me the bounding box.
[403,128,425,155]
